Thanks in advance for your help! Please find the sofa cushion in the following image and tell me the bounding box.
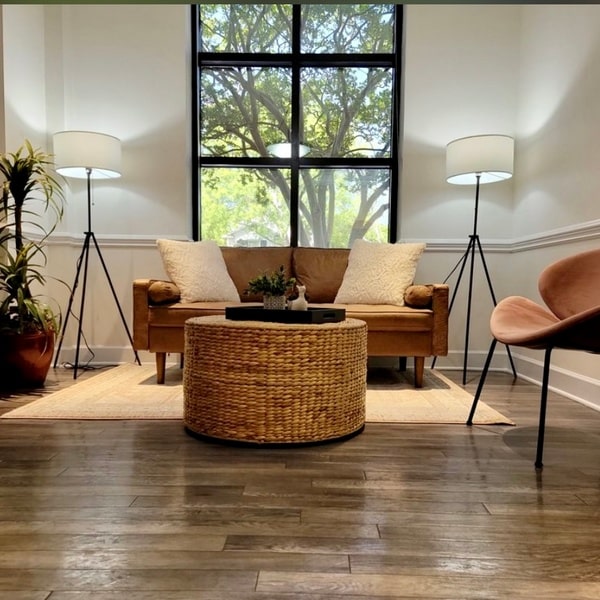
[149,301,253,326]
[334,240,426,306]
[309,303,433,331]
[221,247,294,302]
[292,247,350,303]
[157,239,240,303]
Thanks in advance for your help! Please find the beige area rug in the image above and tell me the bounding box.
[0,363,514,425]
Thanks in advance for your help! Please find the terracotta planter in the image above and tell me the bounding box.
[0,330,55,390]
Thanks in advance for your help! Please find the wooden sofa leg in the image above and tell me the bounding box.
[156,353,166,384]
[414,356,425,388]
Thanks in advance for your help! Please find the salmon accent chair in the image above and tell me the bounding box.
[467,248,600,469]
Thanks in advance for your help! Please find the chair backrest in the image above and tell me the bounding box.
[538,248,600,319]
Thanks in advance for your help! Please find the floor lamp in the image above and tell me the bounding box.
[438,134,517,384]
[52,130,140,378]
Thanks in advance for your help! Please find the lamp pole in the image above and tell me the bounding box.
[433,134,517,384]
[52,131,140,378]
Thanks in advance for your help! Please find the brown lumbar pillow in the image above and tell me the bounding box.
[404,284,433,308]
[148,280,181,305]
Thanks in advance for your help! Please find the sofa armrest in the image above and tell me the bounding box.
[133,279,153,351]
[430,283,449,356]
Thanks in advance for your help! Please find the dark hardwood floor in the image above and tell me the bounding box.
[0,366,599,599]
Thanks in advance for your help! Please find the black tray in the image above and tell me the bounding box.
[225,306,345,324]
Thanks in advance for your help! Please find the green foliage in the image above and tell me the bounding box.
[199,4,395,247]
[201,168,291,246]
[200,4,292,53]
[0,243,59,334]
[0,140,65,334]
[0,140,64,252]
[201,166,389,247]
[301,4,394,54]
[245,265,296,297]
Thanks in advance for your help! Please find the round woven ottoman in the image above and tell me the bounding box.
[183,315,367,445]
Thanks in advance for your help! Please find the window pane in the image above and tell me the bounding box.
[200,5,292,53]
[301,4,394,54]
[201,168,291,247]
[201,68,291,158]
[301,68,392,158]
[298,169,389,248]
[196,5,400,244]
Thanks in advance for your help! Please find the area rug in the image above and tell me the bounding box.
[0,363,514,425]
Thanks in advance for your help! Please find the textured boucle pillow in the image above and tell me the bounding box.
[148,281,181,305]
[334,240,426,306]
[404,284,433,308]
[156,239,240,303]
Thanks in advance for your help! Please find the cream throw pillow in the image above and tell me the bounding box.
[334,240,426,306]
[156,239,240,303]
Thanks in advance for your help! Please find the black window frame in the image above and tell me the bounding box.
[191,3,403,246]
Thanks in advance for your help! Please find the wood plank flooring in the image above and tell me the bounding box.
[0,366,599,599]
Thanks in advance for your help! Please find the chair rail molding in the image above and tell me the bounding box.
[511,218,600,252]
[406,217,600,253]
[42,217,600,252]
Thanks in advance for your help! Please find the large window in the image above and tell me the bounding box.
[193,4,402,248]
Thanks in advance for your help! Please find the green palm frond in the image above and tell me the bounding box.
[0,141,66,334]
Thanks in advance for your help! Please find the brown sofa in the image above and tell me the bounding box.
[133,246,449,387]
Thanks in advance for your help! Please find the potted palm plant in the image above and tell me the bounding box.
[0,140,65,389]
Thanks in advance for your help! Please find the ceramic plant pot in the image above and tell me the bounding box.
[0,330,55,390]
[263,295,287,310]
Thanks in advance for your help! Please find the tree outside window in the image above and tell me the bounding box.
[195,3,401,248]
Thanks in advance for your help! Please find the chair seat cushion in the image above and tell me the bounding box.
[492,295,600,352]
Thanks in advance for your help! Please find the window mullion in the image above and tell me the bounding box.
[290,4,301,247]
[192,4,200,241]
[389,4,403,243]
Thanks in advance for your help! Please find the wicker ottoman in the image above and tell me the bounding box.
[183,315,367,445]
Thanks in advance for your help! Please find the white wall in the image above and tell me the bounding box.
[401,5,520,241]
[2,4,600,405]
[1,4,190,364]
[515,5,600,239]
[401,5,600,409]
[401,4,521,371]
[510,5,600,407]
[2,5,47,149]
[54,4,191,238]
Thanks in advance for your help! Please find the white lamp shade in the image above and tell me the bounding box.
[446,134,514,185]
[53,130,122,179]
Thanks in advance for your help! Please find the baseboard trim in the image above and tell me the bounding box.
[511,353,600,412]
[437,350,600,413]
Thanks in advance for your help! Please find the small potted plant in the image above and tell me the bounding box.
[245,265,296,310]
[0,140,65,389]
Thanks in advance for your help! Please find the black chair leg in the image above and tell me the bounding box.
[467,338,497,426]
[535,347,553,470]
